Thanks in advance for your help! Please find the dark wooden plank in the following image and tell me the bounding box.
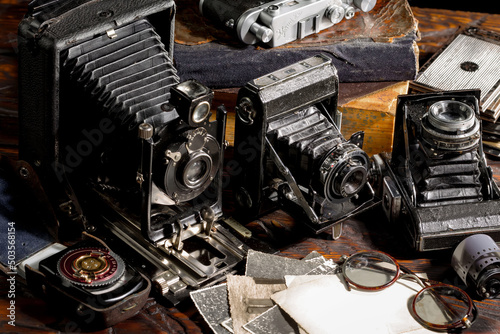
[412,7,500,63]
[0,1,29,51]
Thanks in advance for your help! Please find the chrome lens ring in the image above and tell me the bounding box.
[428,100,475,132]
[192,101,211,124]
[421,100,480,151]
[321,143,370,202]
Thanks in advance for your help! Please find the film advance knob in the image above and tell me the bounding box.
[353,0,377,12]
[326,5,345,24]
[249,22,273,43]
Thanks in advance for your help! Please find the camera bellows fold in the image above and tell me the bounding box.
[62,19,179,133]
[267,106,370,203]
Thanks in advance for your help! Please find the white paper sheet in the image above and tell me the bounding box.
[271,275,435,334]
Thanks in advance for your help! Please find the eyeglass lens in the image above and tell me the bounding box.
[343,252,399,288]
[343,251,474,330]
[413,285,472,329]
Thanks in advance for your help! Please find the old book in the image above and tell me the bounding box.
[173,0,420,88]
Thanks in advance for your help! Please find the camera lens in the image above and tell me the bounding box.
[321,144,370,202]
[161,132,220,203]
[184,157,209,185]
[428,100,475,132]
[192,101,210,124]
[421,100,480,151]
[332,163,367,198]
[182,154,212,188]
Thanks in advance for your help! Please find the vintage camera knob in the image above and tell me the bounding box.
[343,4,356,19]
[353,0,377,12]
[138,123,154,140]
[326,5,345,24]
[249,22,274,43]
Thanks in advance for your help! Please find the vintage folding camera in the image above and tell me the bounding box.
[18,0,247,305]
[372,90,500,252]
[0,156,150,330]
[199,0,378,47]
[232,54,377,238]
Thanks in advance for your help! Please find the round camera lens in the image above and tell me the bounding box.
[343,252,399,289]
[331,163,367,198]
[428,100,475,132]
[192,101,210,124]
[343,168,366,196]
[163,134,220,202]
[182,154,212,188]
[412,285,474,330]
[321,144,370,202]
[186,159,208,183]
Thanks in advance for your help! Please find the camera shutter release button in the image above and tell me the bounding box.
[250,22,273,43]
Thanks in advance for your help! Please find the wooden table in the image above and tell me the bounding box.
[1,2,500,333]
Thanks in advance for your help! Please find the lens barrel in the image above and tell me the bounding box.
[421,100,480,151]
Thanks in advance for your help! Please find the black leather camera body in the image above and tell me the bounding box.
[18,0,247,306]
[373,90,500,251]
[232,54,376,237]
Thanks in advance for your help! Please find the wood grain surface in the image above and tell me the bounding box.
[1,1,500,333]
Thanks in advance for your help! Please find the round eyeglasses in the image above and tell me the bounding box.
[339,251,477,332]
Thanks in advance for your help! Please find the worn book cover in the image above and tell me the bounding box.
[173,0,420,88]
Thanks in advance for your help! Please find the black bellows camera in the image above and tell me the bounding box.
[373,90,500,251]
[232,54,376,237]
[18,0,246,306]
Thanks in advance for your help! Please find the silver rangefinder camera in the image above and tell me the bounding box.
[199,0,378,47]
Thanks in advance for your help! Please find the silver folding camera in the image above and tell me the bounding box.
[232,54,377,238]
[199,0,378,47]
